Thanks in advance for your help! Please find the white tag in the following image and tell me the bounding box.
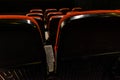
[45,31,49,40]
[44,45,55,72]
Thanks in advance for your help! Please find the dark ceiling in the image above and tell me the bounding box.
[0,0,120,13]
[0,0,74,13]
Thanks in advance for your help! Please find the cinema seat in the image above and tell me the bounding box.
[26,13,44,20]
[47,15,64,46]
[72,7,82,11]
[59,8,71,14]
[44,8,57,20]
[28,16,45,42]
[45,8,57,15]
[29,16,43,21]
[0,15,47,80]
[45,8,57,13]
[54,10,120,80]
[26,13,45,41]
[30,9,43,13]
[46,12,63,23]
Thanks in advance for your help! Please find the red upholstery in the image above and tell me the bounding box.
[59,8,70,11]
[30,9,43,13]
[29,16,42,21]
[45,8,57,12]
[44,9,57,18]
[28,16,45,41]
[48,15,64,29]
[72,7,82,11]
[59,8,71,14]
[0,15,38,26]
[54,10,120,55]
[0,15,47,79]
[47,15,64,46]
[47,12,62,16]
[46,12,63,22]
[26,13,43,20]
[26,13,43,15]
[54,10,120,79]
[0,15,41,36]
[47,12,62,18]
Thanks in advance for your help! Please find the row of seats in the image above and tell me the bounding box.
[27,9,120,80]
[29,7,82,13]
[27,7,82,45]
[27,7,82,21]
[0,9,120,80]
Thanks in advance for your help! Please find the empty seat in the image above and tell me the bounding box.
[29,16,43,21]
[72,7,82,11]
[26,13,44,20]
[26,13,44,38]
[59,8,71,14]
[28,16,45,42]
[44,8,57,20]
[30,9,43,13]
[47,15,64,46]
[0,15,47,80]
[45,8,57,15]
[54,10,120,80]
[45,8,57,13]
[46,12,63,23]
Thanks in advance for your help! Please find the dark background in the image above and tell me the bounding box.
[75,0,120,10]
[0,0,120,13]
[0,0,73,13]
